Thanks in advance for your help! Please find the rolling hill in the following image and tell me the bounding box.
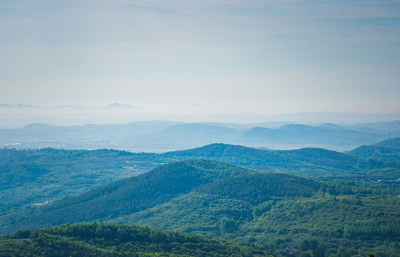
[0,223,270,257]
[163,143,385,172]
[0,160,324,235]
[238,123,387,148]
[0,160,250,233]
[1,158,400,256]
[1,143,398,220]
[349,138,400,162]
[0,148,167,216]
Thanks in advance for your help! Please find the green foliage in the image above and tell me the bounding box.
[2,145,400,257]
[344,221,400,240]
[0,223,271,257]
[0,148,167,217]
[112,192,252,236]
[113,192,400,256]
[1,143,398,220]
[349,138,400,162]
[219,217,237,234]
[198,172,322,204]
[164,143,386,172]
[0,160,247,234]
[253,200,274,219]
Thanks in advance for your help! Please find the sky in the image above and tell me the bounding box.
[1,0,400,124]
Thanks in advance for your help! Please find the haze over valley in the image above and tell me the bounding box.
[1,118,400,152]
[1,0,400,256]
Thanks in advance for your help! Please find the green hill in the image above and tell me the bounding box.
[164,143,288,167]
[349,138,400,162]
[2,144,382,218]
[197,172,322,203]
[1,143,385,232]
[0,148,168,217]
[2,144,399,234]
[0,160,249,233]
[1,143,394,216]
[108,185,400,257]
[164,143,382,171]
[375,138,400,149]
[2,158,400,256]
[0,223,271,257]
[0,160,326,235]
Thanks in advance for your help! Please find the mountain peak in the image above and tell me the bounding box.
[107,103,138,109]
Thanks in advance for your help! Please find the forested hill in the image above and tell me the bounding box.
[0,147,168,217]
[349,137,400,162]
[0,223,271,257]
[0,160,324,234]
[2,156,400,256]
[163,143,389,171]
[349,138,400,162]
[375,138,400,149]
[1,144,396,218]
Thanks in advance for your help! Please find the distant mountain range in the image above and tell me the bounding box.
[1,120,399,151]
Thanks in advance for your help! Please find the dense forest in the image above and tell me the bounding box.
[4,143,398,219]
[0,223,271,256]
[0,160,281,233]
[349,138,400,162]
[1,139,400,256]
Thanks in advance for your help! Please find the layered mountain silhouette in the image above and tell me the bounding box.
[1,121,399,151]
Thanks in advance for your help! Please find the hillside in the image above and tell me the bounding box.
[375,138,400,149]
[112,193,400,256]
[239,123,386,148]
[163,143,287,167]
[0,223,270,257]
[349,138,400,162]
[0,160,326,235]
[1,143,398,220]
[0,160,249,234]
[0,148,167,216]
[163,143,383,172]
[2,158,400,256]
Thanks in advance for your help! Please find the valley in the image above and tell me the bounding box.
[2,0,400,255]
[1,136,400,256]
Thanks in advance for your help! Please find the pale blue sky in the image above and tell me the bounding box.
[1,0,400,119]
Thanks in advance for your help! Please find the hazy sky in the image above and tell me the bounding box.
[1,0,400,119]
